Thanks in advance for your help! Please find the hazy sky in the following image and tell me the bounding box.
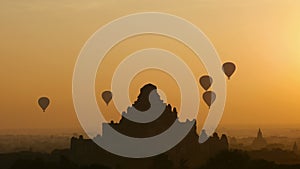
[1,0,300,132]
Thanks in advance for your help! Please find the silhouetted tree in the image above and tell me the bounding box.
[198,150,300,169]
[150,154,173,169]
[10,158,45,169]
[178,159,189,169]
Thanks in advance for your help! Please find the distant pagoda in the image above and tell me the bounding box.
[293,142,298,153]
[251,128,267,149]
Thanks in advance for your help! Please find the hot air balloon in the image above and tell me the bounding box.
[203,91,216,108]
[199,75,213,91]
[102,91,112,105]
[222,62,236,80]
[38,97,50,112]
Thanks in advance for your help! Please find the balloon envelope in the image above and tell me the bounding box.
[203,91,216,108]
[199,75,213,91]
[102,91,112,105]
[222,62,236,79]
[38,97,50,112]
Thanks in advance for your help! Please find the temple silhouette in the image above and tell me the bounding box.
[69,84,228,169]
[2,84,300,168]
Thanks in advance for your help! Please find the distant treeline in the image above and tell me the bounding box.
[6,150,300,169]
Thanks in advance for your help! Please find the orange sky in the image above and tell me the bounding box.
[1,0,300,132]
